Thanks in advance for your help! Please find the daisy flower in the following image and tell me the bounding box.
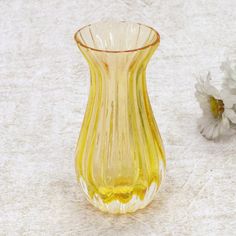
[195,73,236,140]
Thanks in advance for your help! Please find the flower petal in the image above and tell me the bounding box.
[195,73,222,116]
[228,78,236,89]
[212,123,220,139]
[207,86,220,98]
[219,116,230,135]
[224,109,236,123]
[221,59,236,81]
[221,91,236,108]
[198,116,219,140]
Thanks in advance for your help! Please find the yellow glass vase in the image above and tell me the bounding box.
[74,21,166,214]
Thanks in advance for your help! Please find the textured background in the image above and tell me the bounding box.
[0,0,236,235]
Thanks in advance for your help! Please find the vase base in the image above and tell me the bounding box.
[80,178,159,214]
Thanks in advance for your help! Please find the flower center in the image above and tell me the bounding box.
[209,96,224,118]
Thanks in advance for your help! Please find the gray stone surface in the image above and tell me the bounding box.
[0,0,235,235]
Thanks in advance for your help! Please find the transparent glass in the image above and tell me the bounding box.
[74,21,166,214]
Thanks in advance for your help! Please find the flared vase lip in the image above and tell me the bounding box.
[74,21,160,53]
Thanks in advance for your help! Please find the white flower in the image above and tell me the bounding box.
[220,59,236,93]
[195,73,236,140]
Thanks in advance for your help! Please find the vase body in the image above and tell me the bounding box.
[74,22,166,214]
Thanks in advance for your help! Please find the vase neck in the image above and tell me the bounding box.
[79,45,159,134]
[79,44,158,79]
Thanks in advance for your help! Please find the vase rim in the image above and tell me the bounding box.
[74,21,160,53]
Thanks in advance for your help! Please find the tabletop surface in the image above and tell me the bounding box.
[0,0,236,235]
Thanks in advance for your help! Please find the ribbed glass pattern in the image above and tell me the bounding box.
[74,22,166,214]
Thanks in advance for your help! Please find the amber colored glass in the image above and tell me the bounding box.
[74,21,166,214]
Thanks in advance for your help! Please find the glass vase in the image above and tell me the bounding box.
[74,21,166,214]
